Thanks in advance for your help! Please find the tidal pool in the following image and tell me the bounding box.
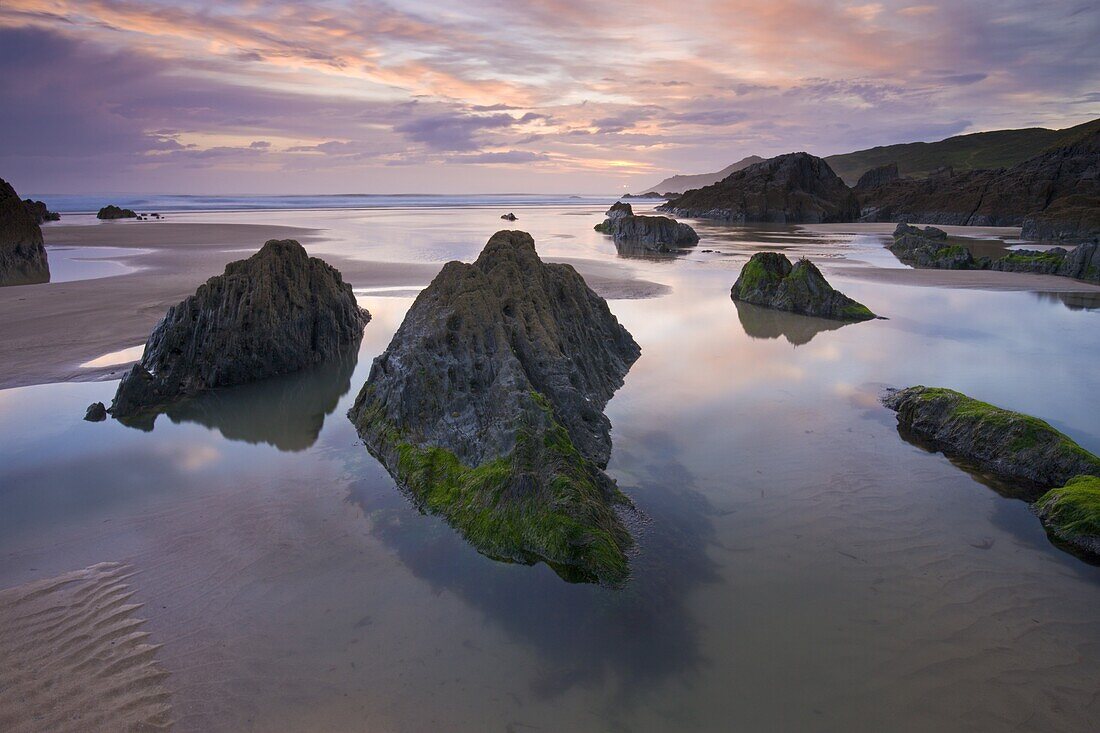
[1,203,1098,731]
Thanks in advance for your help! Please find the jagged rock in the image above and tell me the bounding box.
[1035,475,1100,556]
[658,152,859,224]
[23,199,60,223]
[594,202,698,252]
[0,177,50,287]
[97,205,138,220]
[111,239,369,418]
[855,163,900,189]
[348,230,639,585]
[501,212,517,221]
[83,402,107,422]
[883,386,1100,492]
[861,129,1100,240]
[1022,195,1100,246]
[730,252,876,321]
[889,222,1099,281]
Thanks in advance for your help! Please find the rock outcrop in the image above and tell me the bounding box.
[84,402,107,422]
[23,199,60,223]
[861,129,1100,243]
[348,230,639,585]
[0,177,50,286]
[501,212,517,221]
[97,205,138,220]
[854,163,900,189]
[730,252,876,321]
[883,386,1100,490]
[658,152,860,224]
[1035,475,1100,556]
[110,239,369,418]
[890,223,1100,282]
[594,202,698,251]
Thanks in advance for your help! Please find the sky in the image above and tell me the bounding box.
[1,0,1097,195]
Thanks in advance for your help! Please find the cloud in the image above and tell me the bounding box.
[447,150,551,164]
[394,112,539,151]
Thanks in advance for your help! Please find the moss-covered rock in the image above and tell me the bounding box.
[731,252,876,321]
[1036,475,1100,556]
[883,386,1100,493]
[348,230,640,585]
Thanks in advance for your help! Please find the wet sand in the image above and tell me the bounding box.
[0,563,172,732]
[0,222,668,389]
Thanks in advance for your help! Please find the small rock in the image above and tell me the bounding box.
[84,402,107,422]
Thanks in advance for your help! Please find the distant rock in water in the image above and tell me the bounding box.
[855,162,899,190]
[501,212,517,221]
[348,230,640,585]
[111,239,369,418]
[659,152,859,224]
[23,199,60,224]
[890,222,1100,282]
[883,386,1100,491]
[884,385,1100,560]
[0,177,50,287]
[97,205,138,220]
[84,402,107,422]
[730,252,876,321]
[594,201,698,252]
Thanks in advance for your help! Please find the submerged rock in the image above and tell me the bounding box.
[83,402,107,422]
[0,177,50,286]
[97,205,138,220]
[883,386,1100,491]
[111,239,369,418]
[1035,475,1100,556]
[658,152,859,223]
[23,199,60,224]
[730,252,876,321]
[501,212,517,221]
[348,230,640,585]
[594,201,698,252]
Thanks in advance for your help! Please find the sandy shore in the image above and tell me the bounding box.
[0,222,668,390]
[832,264,1100,292]
[0,563,172,732]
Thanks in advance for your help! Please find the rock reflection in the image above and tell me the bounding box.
[1032,291,1100,311]
[733,299,849,345]
[116,341,360,451]
[612,238,693,261]
[343,426,719,706]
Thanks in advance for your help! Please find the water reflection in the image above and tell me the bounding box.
[612,239,693,261]
[733,299,850,345]
[344,426,719,705]
[1033,291,1100,311]
[116,342,360,450]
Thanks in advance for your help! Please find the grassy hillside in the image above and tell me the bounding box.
[825,117,1100,184]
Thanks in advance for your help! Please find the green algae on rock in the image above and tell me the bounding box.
[348,230,640,585]
[883,386,1100,492]
[1036,475,1100,556]
[731,252,876,321]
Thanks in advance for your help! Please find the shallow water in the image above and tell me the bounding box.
[2,203,1099,731]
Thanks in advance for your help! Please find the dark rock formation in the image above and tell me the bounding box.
[658,152,860,224]
[1035,475,1100,556]
[861,129,1100,242]
[883,386,1100,491]
[0,177,50,286]
[83,402,107,422]
[97,205,138,220]
[111,239,369,418]
[501,212,517,221]
[594,202,698,252]
[23,199,60,223]
[730,252,876,321]
[348,230,639,585]
[855,162,899,189]
[890,223,1100,282]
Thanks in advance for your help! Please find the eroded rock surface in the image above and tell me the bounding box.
[855,163,900,190]
[731,252,875,321]
[0,177,50,286]
[111,239,369,417]
[348,230,640,585]
[594,201,698,251]
[658,152,859,223]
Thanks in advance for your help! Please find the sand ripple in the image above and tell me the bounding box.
[0,562,172,732]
